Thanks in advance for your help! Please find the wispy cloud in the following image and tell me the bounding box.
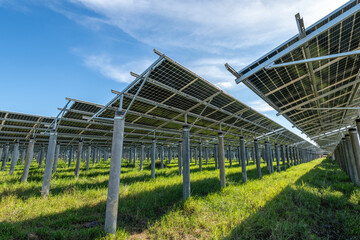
[187,57,250,89]
[66,0,348,52]
[248,100,275,113]
[82,54,152,83]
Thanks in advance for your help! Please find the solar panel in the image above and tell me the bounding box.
[81,51,317,149]
[229,0,360,151]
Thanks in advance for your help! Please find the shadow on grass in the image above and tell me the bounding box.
[225,158,360,240]
[0,176,221,240]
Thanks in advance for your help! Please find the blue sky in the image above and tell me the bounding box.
[0,0,349,143]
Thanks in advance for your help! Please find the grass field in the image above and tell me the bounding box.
[0,157,359,239]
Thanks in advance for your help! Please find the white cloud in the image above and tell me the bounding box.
[82,54,152,83]
[66,0,348,52]
[248,100,275,112]
[186,57,250,89]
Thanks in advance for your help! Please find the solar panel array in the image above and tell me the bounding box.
[0,54,318,150]
[232,0,360,151]
[84,52,317,149]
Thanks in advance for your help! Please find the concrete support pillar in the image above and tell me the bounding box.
[264,141,271,174]
[160,145,164,169]
[199,143,202,172]
[147,147,150,163]
[214,145,218,169]
[240,136,247,183]
[20,148,26,165]
[356,119,360,139]
[151,139,156,178]
[169,147,172,164]
[86,145,91,171]
[92,147,96,166]
[41,129,57,197]
[349,128,360,183]
[53,143,60,172]
[178,141,182,175]
[339,140,349,175]
[9,141,20,175]
[218,132,226,188]
[205,147,208,165]
[38,145,46,169]
[68,146,73,167]
[268,142,274,173]
[296,147,300,165]
[254,139,261,179]
[281,145,286,170]
[345,134,359,185]
[342,138,353,179]
[228,145,232,168]
[21,137,35,182]
[194,147,197,165]
[275,143,280,172]
[140,144,145,171]
[182,125,190,200]
[133,146,137,166]
[75,140,83,178]
[104,110,125,234]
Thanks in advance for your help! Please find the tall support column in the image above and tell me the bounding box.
[68,146,73,167]
[339,140,349,175]
[214,145,218,169]
[104,110,125,234]
[199,143,202,172]
[53,143,60,172]
[356,119,360,139]
[151,139,156,179]
[228,145,232,168]
[240,136,247,183]
[345,134,359,185]
[178,141,182,175]
[75,140,83,178]
[134,146,137,166]
[246,147,249,165]
[20,148,26,165]
[254,139,261,179]
[285,145,290,168]
[218,132,226,188]
[264,141,271,174]
[205,147,208,165]
[169,148,172,164]
[41,129,58,197]
[194,147,197,165]
[86,145,91,171]
[160,145,164,169]
[92,147,96,166]
[281,145,286,170]
[9,141,20,175]
[182,125,190,200]
[21,137,35,182]
[140,144,145,171]
[342,138,353,179]
[268,142,274,173]
[296,147,300,165]
[275,143,280,172]
[349,128,360,183]
[38,145,45,169]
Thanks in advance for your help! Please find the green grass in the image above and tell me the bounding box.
[0,157,359,239]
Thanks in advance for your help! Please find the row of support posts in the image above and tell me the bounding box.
[0,110,319,236]
[333,121,360,186]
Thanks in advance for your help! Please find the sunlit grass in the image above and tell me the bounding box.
[0,157,359,239]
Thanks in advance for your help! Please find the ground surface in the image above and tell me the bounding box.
[0,157,359,239]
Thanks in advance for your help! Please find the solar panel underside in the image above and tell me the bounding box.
[238,0,360,150]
